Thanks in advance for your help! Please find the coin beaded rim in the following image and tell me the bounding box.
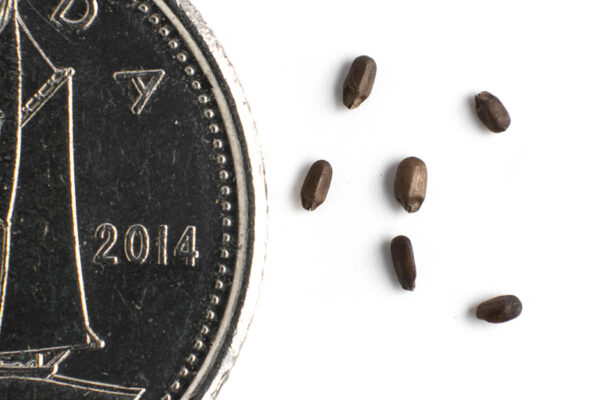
[140,1,267,399]
[128,2,234,397]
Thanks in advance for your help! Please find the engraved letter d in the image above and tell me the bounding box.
[51,0,98,31]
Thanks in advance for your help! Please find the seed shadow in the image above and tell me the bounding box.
[291,161,312,211]
[382,160,401,212]
[380,238,402,290]
[465,94,490,135]
[334,59,353,110]
[464,298,483,326]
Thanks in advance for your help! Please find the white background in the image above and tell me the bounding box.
[192,1,600,399]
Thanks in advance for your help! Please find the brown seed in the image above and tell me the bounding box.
[476,295,522,323]
[474,91,511,133]
[342,56,377,109]
[394,157,427,213]
[300,160,332,211]
[390,235,416,291]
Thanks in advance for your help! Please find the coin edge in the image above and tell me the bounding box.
[157,1,267,399]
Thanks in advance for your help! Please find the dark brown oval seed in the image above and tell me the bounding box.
[394,157,427,213]
[300,160,333,211]
[390,235,416,291]
[342,56,377,109]
[476,295,522,323]
[474,91,511,133]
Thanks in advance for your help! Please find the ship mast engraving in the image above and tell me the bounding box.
[0,1,151,398]
[0,0,103,377]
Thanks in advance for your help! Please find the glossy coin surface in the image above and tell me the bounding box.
[0,0,265,399]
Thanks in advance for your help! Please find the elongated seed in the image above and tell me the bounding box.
[390,236,416,291]
[476,295,522,323]
[394,157,427,213]
[300,160,332,211]
[342,56,377,109]
[474,91,511,133]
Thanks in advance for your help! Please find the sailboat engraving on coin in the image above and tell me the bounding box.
[0,0,265,399]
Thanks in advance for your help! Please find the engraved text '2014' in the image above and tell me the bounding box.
[94,223,201,267]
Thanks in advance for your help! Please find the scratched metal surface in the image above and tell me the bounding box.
[0,0,265,399]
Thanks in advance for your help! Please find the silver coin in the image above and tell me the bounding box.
[0,0,266,399]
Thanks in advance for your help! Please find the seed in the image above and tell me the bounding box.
[476,295,522,323]
[342,56,377,109]
[300,160,332,211]
[474,91,511,133]
[390,235,416,291]
[394,157,427,213]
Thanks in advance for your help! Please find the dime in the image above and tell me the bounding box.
[0,1,265,399]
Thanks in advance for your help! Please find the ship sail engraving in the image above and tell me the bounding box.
[0,1,144,398]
